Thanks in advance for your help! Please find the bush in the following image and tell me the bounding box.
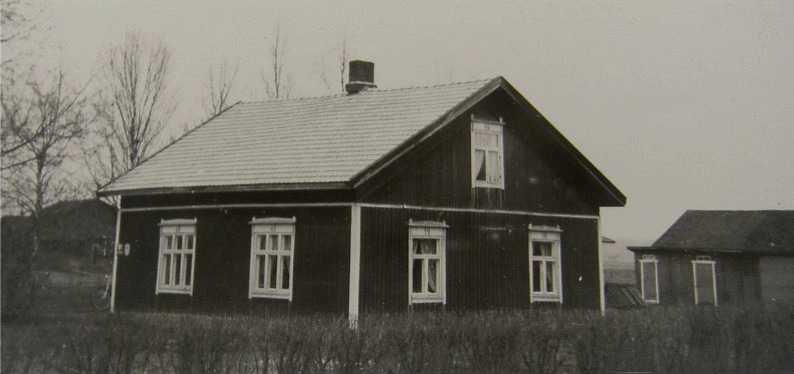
[2,305,794,373]
[1,220,38,320]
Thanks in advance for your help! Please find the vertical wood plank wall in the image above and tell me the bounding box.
[359,206,601,312]
[635,251,761,305]
[115,206,351,314]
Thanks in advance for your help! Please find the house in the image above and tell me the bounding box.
[628,210,794,306]
[98,61,626,319]
[1,199,116,269]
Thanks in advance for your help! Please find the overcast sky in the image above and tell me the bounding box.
[13,0,794,244]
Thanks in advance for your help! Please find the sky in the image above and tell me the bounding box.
[8,0,794,246]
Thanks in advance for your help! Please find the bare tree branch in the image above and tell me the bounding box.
[262,25,291,100]
[320,38,351,93]
[0,68,90,218]
[202,60,238,119]
[86,31,175,190]
[1,0,47,85]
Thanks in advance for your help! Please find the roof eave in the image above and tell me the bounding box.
[629,246,747,254]
[97,182,353,197]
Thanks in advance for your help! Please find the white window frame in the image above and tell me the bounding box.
[249,217,296,300]
[471,117,505,189]
[692,255,718,306]
[529,224,563,303]
[408,220,447,304]
[156,218,197,295]
[639,254,660,304]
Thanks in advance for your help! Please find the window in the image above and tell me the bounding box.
[250,217,295,299]
[156,219,197,295]
[471,118,505,188]
[408,220,447,304]
[639,254,659,304]
[529,225,562,303]
[692,255,717,306]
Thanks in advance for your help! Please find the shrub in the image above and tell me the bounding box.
[1,220,38,320]
[2,305,794,373]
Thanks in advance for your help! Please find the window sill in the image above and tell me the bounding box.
[250,292,291,300]
[531,295,561,303]
[410,296,445,304]
[156,288,192,295]
[472,183,505,190]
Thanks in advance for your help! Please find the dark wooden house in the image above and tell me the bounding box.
[99,61,625,319]
[629,210,794,306]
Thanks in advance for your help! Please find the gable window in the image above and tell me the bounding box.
[471,118,505,189]
[408,220,447,304]
[156,219,197,295]
[639,254,659,304]
[529,225,562,303]
[250,217,296,300]
[692,255,717,306]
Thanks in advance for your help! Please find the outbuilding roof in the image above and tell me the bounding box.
[633,210,794,255]
[98,76,625,207]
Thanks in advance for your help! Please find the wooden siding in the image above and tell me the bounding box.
[634,251,760,305]
[122,189,354,209]
[359,90,600,215]
[358,206,601,312]
[115,205,350,314]
[760,256,794,303]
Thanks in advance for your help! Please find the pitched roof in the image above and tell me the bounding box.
[98,77,625,207]
[100,79,491,195]
[638,210,794,255]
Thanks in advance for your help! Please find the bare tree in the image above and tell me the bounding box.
[0,67,89,228]
[262,26,291,99]
[87,31,174,189]
[322,38,350,93]
[1,0,46,85]
[202,60,238,119]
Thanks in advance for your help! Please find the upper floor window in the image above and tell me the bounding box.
[639,254,659,304]
[249,217,296,300]
[529,224,562,303]
[692,255,717,306]
[471,118,505,189]
[408,220,448,304]
[156,219,197,295]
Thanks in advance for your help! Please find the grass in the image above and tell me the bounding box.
[3,304,794,374]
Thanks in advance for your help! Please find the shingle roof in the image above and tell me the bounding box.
[100,79,493,194]
[645,210,794,254]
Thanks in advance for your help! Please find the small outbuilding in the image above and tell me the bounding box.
[629,210,794,306]
[99,61,625,319]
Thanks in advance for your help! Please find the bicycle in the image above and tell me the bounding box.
[90,274,112,311]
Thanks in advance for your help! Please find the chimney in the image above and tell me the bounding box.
[345,60,377,94]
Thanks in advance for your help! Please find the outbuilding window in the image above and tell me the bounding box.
[471,118,505,189]
[692,255,717,306]
[408,220,447,304]
[529,225,562,303]
[250,217,296,300]
[639,254,659,304]
[156,219,197,295]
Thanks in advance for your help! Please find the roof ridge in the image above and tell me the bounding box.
[238,78,495,105]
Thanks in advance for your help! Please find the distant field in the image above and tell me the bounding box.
[604,261,635,285]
